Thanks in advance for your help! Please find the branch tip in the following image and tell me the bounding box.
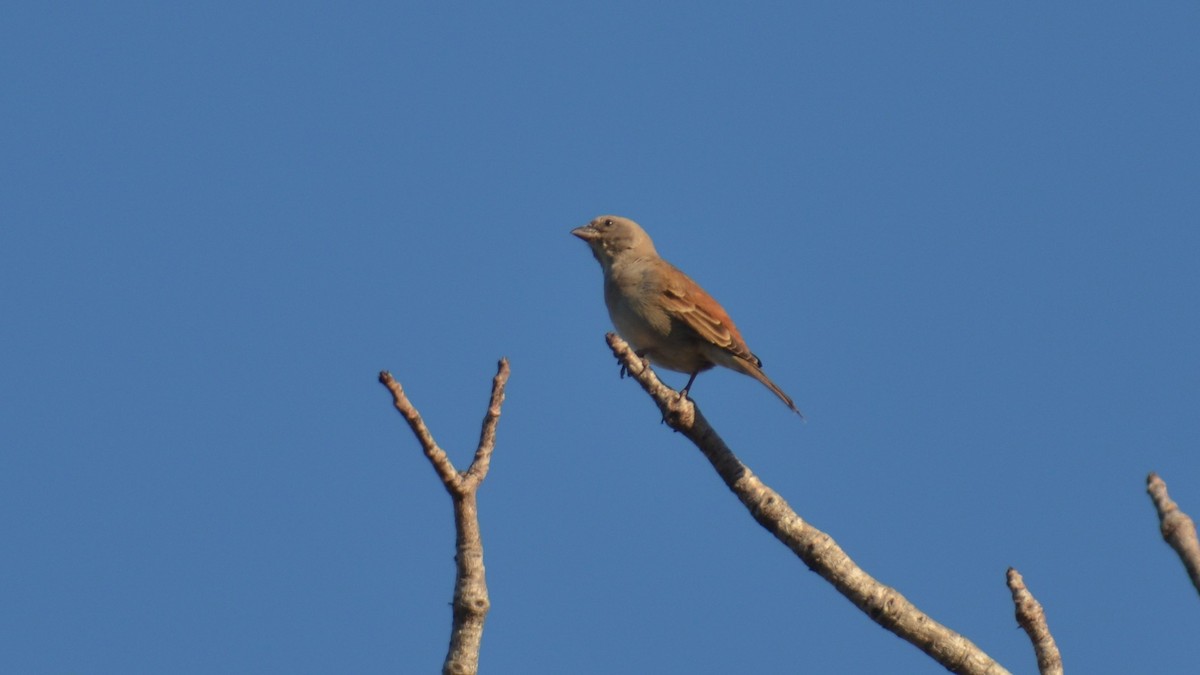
[1146,472,1200,596]
[1007,568,1062,675]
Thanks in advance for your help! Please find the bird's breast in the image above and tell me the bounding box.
[604,288,710,373]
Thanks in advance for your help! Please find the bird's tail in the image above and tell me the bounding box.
[737,358,805,420]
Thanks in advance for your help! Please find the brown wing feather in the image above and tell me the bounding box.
[658,265,758,364]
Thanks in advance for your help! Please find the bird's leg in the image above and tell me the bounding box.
[654,370,701,425]
[679,370,700,401]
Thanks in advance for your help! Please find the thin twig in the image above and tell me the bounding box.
[1007,568,1062,675]
[379,358,510,675]
[379,371,460,489]
[463,363,508,489]
[605,333,1009,675]
[1147,472,1200,596]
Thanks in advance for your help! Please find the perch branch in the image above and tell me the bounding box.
[605,333,1009,675]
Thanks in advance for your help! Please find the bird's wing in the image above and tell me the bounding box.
[658,264,760,366]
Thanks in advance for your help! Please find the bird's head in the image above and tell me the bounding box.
[571,215,658,269]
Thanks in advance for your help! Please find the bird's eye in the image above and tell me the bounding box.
[603,219,613,228]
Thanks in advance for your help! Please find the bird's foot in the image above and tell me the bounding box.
[658,389,694,430]
[619,350,650,379]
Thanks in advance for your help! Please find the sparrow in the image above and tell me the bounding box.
[572,215,803,417]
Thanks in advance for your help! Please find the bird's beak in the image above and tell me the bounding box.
[571,225,600,242]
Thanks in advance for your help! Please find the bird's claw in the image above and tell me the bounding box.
[618,351,650,380]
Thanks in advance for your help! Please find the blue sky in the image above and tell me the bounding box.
[3,2,1198,673]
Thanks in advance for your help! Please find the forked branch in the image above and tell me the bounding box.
[379,359,511,675]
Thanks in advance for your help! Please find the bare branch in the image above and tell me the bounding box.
[1147,472,1200,596]
[379,370,460,490]
[463,359,510,490]
[379,359,510,675]
[1006,568,1062,675]
[605,333,1010,675]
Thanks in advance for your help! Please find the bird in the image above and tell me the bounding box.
[571,215,803,417]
